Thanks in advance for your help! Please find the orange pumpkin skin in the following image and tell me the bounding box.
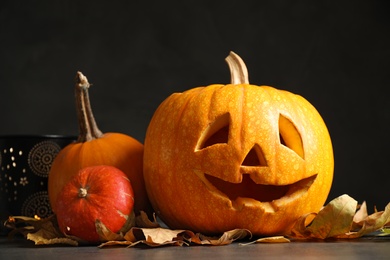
[56,165,134,242]
[143,53,334,236]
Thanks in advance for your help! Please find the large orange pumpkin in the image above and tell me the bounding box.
[48,72,151,215]
[143,52,334,236]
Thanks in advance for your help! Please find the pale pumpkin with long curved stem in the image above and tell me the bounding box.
[143,52,334,236]
[48,72,152,216]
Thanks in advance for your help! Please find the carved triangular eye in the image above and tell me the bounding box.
[242,144,267,166]
[196,113,230,150]
[279,114,304,159]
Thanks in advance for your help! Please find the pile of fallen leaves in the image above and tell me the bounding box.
[4,194,390,247]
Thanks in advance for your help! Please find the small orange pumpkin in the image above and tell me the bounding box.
[48,72,151,215]
[143,52,334,236]
[56,165,134,242]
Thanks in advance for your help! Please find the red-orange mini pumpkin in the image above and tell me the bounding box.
[143,52,334,236]
[56,165,134,242]
[48,72,151,215]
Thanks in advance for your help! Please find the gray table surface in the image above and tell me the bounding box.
[1,235,389,260]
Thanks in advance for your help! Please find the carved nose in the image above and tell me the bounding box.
[240,144,271,179]
[241,144,267,167]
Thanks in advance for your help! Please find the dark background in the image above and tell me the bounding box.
[1,0,389,209]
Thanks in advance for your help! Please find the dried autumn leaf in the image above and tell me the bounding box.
[197,229,252,246]
[135,211,160,228]
[239,236,290,245]
[254,236,290,243]
[354,201,368,224]
[288,213,317,239]
[5,215,78,246]
[308,194,357,238]
[124,227,189,247]
[5,215,56,237]
[337,202,390,238]
[290,194,358,239]
[142,227,186,244]
[351,201,368,230]
[6,216,56,237]
[27,230,78,246]
[98,240,134,247]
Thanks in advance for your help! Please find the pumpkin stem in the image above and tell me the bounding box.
[225,51,249,84]
[75,71,103,142]
[78,187,88,198]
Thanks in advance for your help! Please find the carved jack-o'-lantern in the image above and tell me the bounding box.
[143,52,334,236]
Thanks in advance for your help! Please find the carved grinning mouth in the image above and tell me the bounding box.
[203,173,317,207]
